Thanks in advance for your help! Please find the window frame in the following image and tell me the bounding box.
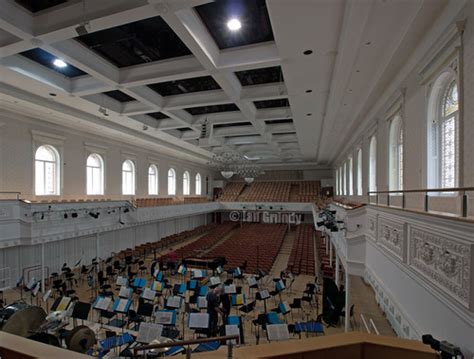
[183,170,190,195]
[195,173,202,195]
[357,148,363,196]
[35,145,61,196]
[168,168,176,195]
[86,153,104,195]
[388,115,404,192]
[369,136,377,193]
[348,156,354,196]
[122,159,136,195]
[148,164,159,195]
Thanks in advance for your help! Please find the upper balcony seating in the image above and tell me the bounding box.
[238,182,292,202]
[297,181,321,202]
[135,196,208,207]
[218,182,246,201]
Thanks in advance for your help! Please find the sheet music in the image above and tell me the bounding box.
[280,301,290,314]
[266,324,290,341]
[191,269,205,278]
[247,277,257,287]
[26,277,37,290]
[136,322,163,344]
[197,296,207,309]
[224,284,236,294]
[142,288,156,301]
[233,294,244,305]
[119,286,132,298]
[188,313,209,329]
[155,311,174,325]
[42,289,52,302]
[116,276,128,286]
[225,324,240,344]
[94,296,112,310]
[209,276,220,286]
[57,296,72,311]
[259,290,270,300]
[152,280,163,292]
[115,298,130,313]
[166,296,181,308]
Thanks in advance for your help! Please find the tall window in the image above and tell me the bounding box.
[183,171,190,195]
[427,74,459,189]
[389,115,403,191]
[357,148,363,195]
[195,173,202,195]
[369,136,377,192]
[342,162,347,195]
[339,166,343,195]
[122,160,135,195]
[348,156,353,195]
[35,145,60,195]
[87,154,104,195]
[148,164,158,195]
[335,168,339,195]
[168,168,176,195]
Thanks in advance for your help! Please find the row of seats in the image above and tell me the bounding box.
[174,222,238,259]
[217,182,246,201]
[238,182,292,202]
[316,231,338,279]
[207,223,287,273]
[219,180,322,203]
[135,196,208,207]
[287,224,316,275]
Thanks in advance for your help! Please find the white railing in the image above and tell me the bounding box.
[369,318,380,335]
[360,314,371,333]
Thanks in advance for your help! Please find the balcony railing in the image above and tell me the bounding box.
[367,187,474,217]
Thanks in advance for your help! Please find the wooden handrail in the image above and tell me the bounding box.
[132,335,239,355]
[368,186,474,194]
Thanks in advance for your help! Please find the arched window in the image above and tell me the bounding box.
[348,156,353,195]
[369,136,377,192]
[342,162,347,195]
[427,74,459,189]
[195,173,202,195]
[148,164,158,195]
[168,168,176,195]
[389,115,403,191]
[87,154,104,195]
[335,168,339,195]
[357,148,363,195]
[183,171,190,195]
[122,160,135,195]
[339,166,343,195]
[35,145,60,195]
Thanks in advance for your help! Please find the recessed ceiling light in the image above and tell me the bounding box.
[306,113,312,116]
[305,89,312,93]
[303,50,313,55]
[365,41,371,45]
[53,59,68,68]
[49,93,57,97]
[227,18,242,31]
[356,69,360,73]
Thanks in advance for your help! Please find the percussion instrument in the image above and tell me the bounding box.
[0,303,46,337]
[66,325,96,353]
[147,337,173,357]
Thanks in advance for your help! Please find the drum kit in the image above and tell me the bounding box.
[0,301,96,353]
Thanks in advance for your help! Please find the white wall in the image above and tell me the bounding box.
[333,1,473,216]
[0,110,213,200]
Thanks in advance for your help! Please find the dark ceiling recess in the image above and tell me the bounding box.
[149,76,221,96]
[225,134,261,138]
[195,0,274,49]
[15,0,67,12]
[176,127,194,133]
[76,16,192,67]
[214,121,252,129]
[20,48,86,78]
[254,98,289,109]
[235,66,283,86]
[265,119,293,125]
[103,90,135,103]
[148,112,169,120]
[185,104,239,116]
[274,131,296,136]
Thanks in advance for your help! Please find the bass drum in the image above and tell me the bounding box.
[0,303,46,337]
[65,325,96,353]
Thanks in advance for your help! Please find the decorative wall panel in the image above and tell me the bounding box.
[378,216,405,261]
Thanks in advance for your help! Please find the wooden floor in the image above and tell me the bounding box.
[0,225,395,355]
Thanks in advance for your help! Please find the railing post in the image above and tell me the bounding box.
[462,192,468,217]
[387,194,390,207]
[376,194,379,205]
[186,345,192,359]
[424,192,429,212]
[402,193,406,209]
[227,340,233,358]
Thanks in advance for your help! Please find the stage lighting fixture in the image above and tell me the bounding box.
[422,335,463,358]
[89,212,100,219]
[72,213,78,218]
[331,227,339,232]
[64,213,68,219]
[330,210,337,214]
[119,220,125,225]
[40,213,44,220]
[123,208,130,213]
[75,21,90,36]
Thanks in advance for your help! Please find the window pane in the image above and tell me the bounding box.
[441,117,456,188]
[196,174,201,195]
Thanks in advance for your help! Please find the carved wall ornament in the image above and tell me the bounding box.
[378,217,404,259]
[409,226,471,306]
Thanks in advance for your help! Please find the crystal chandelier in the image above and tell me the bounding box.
[208,152,245,179]
[238,165,265,184]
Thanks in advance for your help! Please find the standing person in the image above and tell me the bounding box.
[167,248,178,274]
[206,286,223,337]
[220,288,231,325]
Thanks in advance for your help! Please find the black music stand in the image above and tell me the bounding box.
[71,301,91,326]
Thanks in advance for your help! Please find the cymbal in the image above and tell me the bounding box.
[2,305,46,337]
[66,325,96,353]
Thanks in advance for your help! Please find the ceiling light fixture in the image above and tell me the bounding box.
[227,18,242,31]
[305,89,312,93]
[53,59,68,68]
[303,50,313,55]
